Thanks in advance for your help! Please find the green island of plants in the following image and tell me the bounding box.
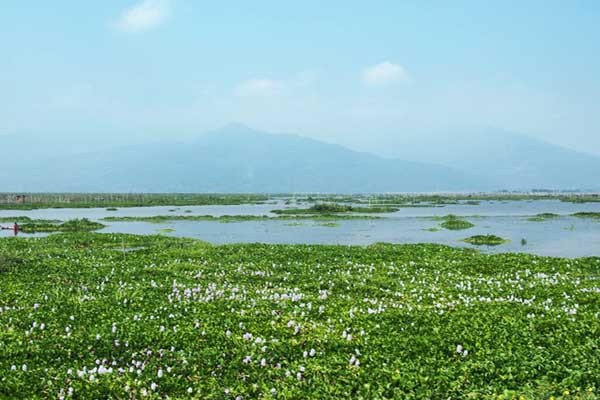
[462,234,510,246]
[0,233,599,398]
[572,212,600,219]
[438,215,475,230]
[17,218,105,233]
[527,213,561,222]
[102,214,380,224]
[272,203,398,215]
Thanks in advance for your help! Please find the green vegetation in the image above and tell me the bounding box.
[0,216,60,224]
[438,215,475,231]
[527,213,561,222]
[572,212,600,219]
[102,214,380,223]
[106,207,118,211]
[0,193,270,210]
[272,203,398,215]
[19,218,105,233]
[156,228,176,233]
[2,192,600,211]
[462,235,510,246]
[0,233,599,398]
[318,222,340,228]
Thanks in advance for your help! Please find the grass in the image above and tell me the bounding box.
[0,232,598,398]
[462,235,510,246]
[106,207,118,211]
[438,215,475,231]
[156,228,176,233]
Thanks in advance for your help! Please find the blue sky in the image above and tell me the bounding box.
[2,0,600,155]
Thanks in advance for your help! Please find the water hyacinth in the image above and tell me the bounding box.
[0,233,599,398]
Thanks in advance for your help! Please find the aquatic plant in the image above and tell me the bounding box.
[439,215,475,230]
[0,233,598,398]
[19,218,105,233]
[462,235,510,246]
[572,212,600,219]
[101,214,380,223]
[527,213,561,222]
[273,203,398,215]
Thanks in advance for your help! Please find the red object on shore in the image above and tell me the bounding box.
[13,223,19,235]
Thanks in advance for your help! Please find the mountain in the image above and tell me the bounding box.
[1,124,484,193]
[367,127,600,191]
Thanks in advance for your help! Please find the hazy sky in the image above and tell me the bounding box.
[3,1,600,155]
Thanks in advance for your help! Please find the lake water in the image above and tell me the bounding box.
[1,200,599,258]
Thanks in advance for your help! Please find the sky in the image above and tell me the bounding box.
[2,0,600,155]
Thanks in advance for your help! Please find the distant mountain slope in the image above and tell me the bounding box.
[371,128,600,191]
[0,125,483,193]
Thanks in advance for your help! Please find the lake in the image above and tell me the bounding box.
[1,200,599,258]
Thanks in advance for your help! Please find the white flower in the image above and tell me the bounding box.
[270,388,277,395]
[456,345,463,353]
[89,375,95,382]
[151,382,157,391]
[309,348,316,357]
[10,365,16,371]
[22,364,27,372]
[226,330,231,337]
[187,387,193,394]
[157,369,163,378]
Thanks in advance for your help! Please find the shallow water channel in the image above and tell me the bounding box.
[1,200,599,258]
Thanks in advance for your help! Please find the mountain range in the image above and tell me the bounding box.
[1,124,599,192]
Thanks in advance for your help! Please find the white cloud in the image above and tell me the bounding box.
[235,78,286,97]
[115,0,170,33]
[363,61,411,86]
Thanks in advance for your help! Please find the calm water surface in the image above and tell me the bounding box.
[1,200,599,258]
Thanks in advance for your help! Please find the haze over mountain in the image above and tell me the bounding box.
[2,124,599,193]
[362,127,600,191]
[0,125,482,193]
